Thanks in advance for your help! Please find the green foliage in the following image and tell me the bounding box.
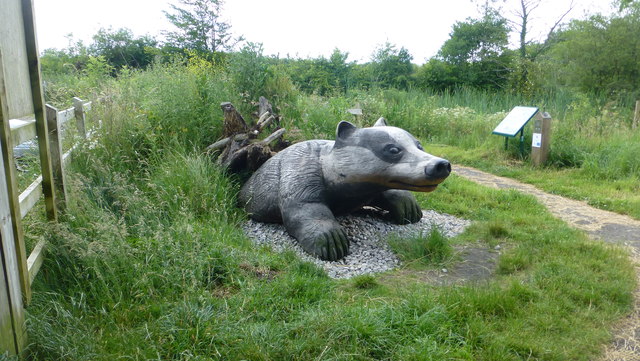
[389,227,453,266]
[543,11,640,98]
[228,43,298,109]
[89,27,158,72]
[283,49,353,95]
[418,10,513,91]
[163,0,238,55]
[351,274,379,289]
[370,42,414,90]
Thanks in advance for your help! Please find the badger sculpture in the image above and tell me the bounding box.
[239,118,451,261]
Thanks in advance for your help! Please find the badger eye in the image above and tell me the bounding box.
[384,144,402,155]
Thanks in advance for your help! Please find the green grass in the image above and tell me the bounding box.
[21,60,638,360]
[388,227,454,267]
[431,144,640,220]
[25,165,635,360]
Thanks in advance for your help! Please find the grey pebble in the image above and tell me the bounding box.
[243,209,471,279]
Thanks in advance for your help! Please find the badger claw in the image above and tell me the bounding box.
[300,227,349,261]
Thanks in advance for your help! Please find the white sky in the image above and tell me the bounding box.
[33,0,613,64]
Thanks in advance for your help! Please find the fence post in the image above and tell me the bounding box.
[0,48,31,307]
[46,105,67,211]
[0,63,26,356]
[634,100,639,130]
[23,0,57,223]
[73,97,87,139]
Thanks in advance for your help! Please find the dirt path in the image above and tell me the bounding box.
[453,165,640,360]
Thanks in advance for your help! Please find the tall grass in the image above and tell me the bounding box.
[22,59,637,360]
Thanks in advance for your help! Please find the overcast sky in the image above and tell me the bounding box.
[33,0,613,64]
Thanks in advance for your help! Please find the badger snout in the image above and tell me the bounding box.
[425,159,451,180]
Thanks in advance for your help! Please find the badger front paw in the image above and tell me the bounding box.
[372,190,423,224]
[299,227,349,261]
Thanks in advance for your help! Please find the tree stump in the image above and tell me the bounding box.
[207,98,287,174]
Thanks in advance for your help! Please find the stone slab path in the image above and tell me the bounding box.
[454,165,640,360]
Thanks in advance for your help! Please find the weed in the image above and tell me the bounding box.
[389,227,453,266]
[351,274,379,289]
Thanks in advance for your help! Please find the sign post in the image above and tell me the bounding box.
[531,112,552,166]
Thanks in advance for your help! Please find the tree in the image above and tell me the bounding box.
[542,9,640,97]
[163,0,240,55]
[90,28,157,71]
[510,0,574,91]
[419,10,512,91]
[370,42,414,89]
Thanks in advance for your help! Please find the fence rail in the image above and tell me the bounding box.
[7,98,93,287]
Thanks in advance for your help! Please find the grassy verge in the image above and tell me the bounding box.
[431,144,640,220]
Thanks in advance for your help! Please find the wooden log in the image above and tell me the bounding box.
[212,99,289,174]
[205,137,231,152]
[260,128,286,145]
[257,111,270,126]
[246,144,272,172]
[258,96,273,118]
[258,115,275,132]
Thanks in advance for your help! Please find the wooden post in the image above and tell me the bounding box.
[73,97,87,138]
[0,143,26,356]
[46,105,67,210]
[22,0,57,222]
[531,112,552,166]
[0,49,31,307]
[633,100,639,130]
[0,48,26,351]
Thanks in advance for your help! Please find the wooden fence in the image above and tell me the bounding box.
[19,99,93,279]
[1,0,99,355]
[1,97,93,355]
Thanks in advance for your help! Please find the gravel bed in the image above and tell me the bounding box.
[242,209,471,279]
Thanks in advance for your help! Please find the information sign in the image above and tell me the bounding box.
[492,106,539,137]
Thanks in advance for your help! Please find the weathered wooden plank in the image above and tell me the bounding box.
[57,107,75,127]
[18,176,42,219]
[46,105,67,211]
[0,247,18,354]
[62,148,73,167]
[9,116,36,146]
[73,97,87,138]
[0,0,34,120]
[0,46,31,308]
[26,239,45,284]
[23,0,57,224]
[0,43,25,352]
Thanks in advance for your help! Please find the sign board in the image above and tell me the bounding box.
[492,106,539,137]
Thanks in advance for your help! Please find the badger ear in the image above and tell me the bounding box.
[373,117,388,127]
[336,121,357,141]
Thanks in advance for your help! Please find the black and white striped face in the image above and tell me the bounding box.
[327,120,450,192]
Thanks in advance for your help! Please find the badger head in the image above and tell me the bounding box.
[327,118,450,192]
